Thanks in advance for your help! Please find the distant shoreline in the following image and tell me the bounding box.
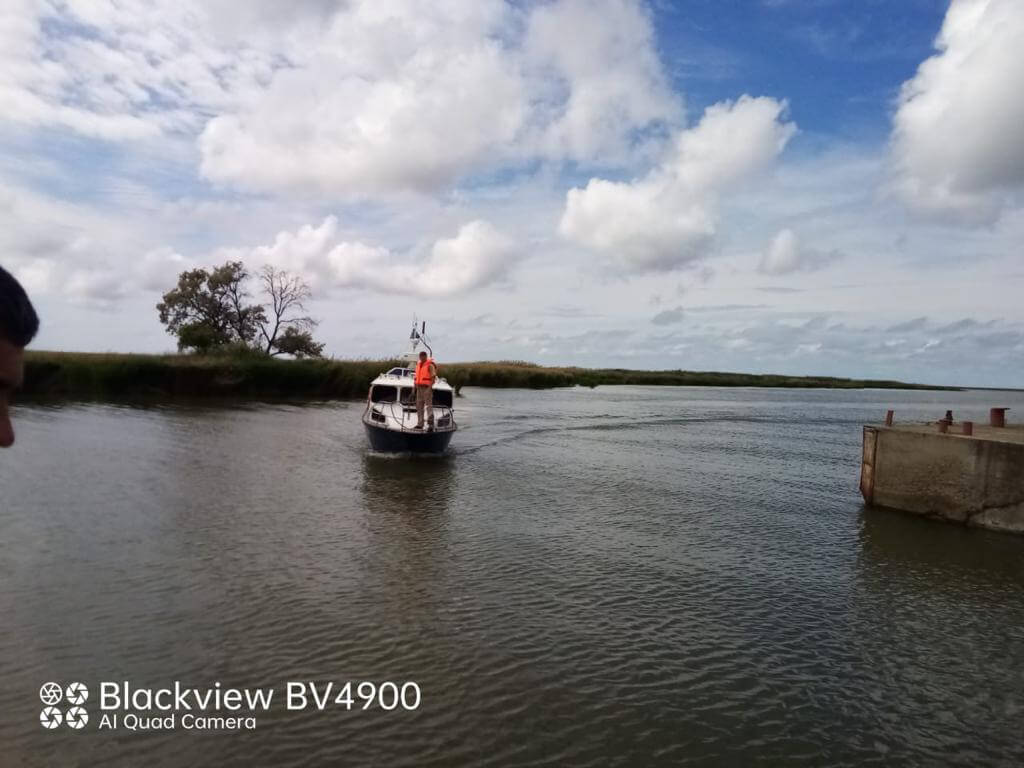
[20,350,961,400]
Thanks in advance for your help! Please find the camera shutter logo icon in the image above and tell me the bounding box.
[39,682,63,706]
[65,682,88,706]
[39,681,89,730]
[40,706,63,729]
[65,706,89,729]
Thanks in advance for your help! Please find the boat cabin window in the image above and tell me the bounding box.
[371,384,452,407]
[370,385,398,403]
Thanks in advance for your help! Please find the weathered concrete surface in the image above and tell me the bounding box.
[860,423,1024,534]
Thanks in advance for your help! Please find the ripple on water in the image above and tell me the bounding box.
[2,387,1024,766]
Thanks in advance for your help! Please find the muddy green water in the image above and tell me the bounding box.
[2,386,1023,766]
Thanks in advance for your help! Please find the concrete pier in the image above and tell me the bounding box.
[860,419,1024,534]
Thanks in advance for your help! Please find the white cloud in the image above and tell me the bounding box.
[199,1,527,195]
[651,306,684,325]
[759,229,802,274]
[524,0,681,164]
[236,217,344,289]
[2,1,680,196]
[0,178,191,303]
[413,220,518,296]
[757,228,841,275]
[559,95,796,272]
[198,0,679,195]
[227,217,518,298]
[326,219,519,298]
[890,0,1024,222]
[136,247,192,292]
[0,0,288,141]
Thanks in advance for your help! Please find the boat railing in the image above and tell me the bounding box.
[382,368,451,386]
[364,400,457,433]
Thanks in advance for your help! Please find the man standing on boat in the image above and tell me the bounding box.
[414,350,437,431]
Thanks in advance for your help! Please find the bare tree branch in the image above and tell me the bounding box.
[257,266,320,356]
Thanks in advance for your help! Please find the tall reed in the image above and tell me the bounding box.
[21,350,953,400]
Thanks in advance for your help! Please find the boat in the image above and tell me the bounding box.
[362,320,457,453]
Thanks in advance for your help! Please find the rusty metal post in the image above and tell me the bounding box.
[962,421,973,436]
[885,409,894,426]
[860,427,878,504]
[990,407,1008,428]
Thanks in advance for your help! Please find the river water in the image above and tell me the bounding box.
[2,386,1023,766]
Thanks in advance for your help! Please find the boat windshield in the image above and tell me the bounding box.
[369,385,398,403]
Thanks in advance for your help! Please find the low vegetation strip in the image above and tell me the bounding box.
[21,351,956,400]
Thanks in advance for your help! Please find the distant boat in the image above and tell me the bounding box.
[362,320,457,453]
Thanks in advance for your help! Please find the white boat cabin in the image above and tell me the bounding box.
[365,367,455,431]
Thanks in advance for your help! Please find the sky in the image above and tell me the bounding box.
[1,0,1023,387]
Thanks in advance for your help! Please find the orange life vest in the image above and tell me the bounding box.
[415,358,435,386]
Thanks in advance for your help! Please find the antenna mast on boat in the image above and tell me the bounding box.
[409,317,433,357]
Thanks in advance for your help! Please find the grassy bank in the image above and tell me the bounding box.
[20,351,957,400]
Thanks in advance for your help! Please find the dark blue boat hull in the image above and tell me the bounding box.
[363,421,455,454]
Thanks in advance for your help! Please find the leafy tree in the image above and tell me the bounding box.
[156,266,240,352]
[157,262,323,357]
[208,262,265,345]
[273,325,326,358]
[177,322,223,354]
